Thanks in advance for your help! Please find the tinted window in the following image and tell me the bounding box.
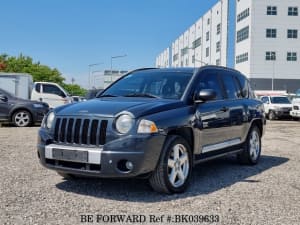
[35,83,41,93]
[222,74,239,99]
[197,72,223,100]
[100,70,193,100]
[43,84,66,98]
[237,74,249,98]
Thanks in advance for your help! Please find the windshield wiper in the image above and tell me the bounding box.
[98,94,118,98]
[124,93,160,98]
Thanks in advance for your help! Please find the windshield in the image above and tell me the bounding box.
[99,70,193,100]
[270,97,291,104]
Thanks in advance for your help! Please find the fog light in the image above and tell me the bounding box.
[125,161,133,170]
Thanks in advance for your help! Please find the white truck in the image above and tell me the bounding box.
[31,82,72,108]
[0,73,33,99]
[290,96,300,120]
[260,96,293,120]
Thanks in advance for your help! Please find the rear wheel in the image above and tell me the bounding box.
[149,135,192,194]
[12,110,32,127]
[237,126,261,165]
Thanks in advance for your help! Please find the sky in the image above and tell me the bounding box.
[0,0,235,88]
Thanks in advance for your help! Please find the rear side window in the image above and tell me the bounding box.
[43,84,66,98]
[222,74,239,99]
[237,74,249,98]
[197,72,223,100]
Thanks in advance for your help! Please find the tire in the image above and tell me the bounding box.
[12,110,32,127]
[268,111,276,120]
[149,135,192,194]
[237,126,261,165]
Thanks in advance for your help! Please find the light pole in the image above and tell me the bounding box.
[110,54,127,83]
[88,62,103,89]
[271,52,275,91]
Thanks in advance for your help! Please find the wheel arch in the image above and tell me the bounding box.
[10,107,33,122]
[167,127,194,153]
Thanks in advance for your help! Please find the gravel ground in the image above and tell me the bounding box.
[1,120,300,225]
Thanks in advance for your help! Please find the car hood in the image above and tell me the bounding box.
[55,97,185,118]
[267,103,293,108]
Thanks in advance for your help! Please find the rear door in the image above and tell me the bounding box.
[219,71,246,143]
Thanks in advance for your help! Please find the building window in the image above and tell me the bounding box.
[287,52,297,61]
[192,55,195,63]
[192,37,201,48]
[181,47,188,56]
[265,51,276,61]
[236,26,249,43]
[217,24,221,35]
[267,6,277,15]
[216,59,220,66]
[288,7,298,16]
[237,8,250,22]
[173,54,178,61]
[206,47,209,57]
[207,18,210,25]
[236,52,249,64]
[287,29,298,38]
[216,41,221,52]
[206,31,210,41]
[266,29,277,38]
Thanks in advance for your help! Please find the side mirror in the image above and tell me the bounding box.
[0,94,8,102]
[194,89,217,103]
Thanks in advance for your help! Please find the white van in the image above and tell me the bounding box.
[31,82,72,108]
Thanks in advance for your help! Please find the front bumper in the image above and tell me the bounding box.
[273,110,291,118]
[37,129,166,178]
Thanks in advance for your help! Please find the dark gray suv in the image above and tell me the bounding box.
[0,88,49,127]
[37,66,265,193]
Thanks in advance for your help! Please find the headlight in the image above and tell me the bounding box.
[115,114,134,134]
[137,119,158,134]
[33,103,44,108]
[46,112,55,129]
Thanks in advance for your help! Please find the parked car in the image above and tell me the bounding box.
[37,66,265,194]
[72,96,86,102]
[0,88,49,127]
[260,96,293,120]
[31,82,72,108]
[290,96,300,120]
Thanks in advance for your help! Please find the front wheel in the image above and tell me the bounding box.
[237,126,261,165]
[149,135,192,194]
[268,111,276,120]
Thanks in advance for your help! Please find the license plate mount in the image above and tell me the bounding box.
[52,148,88,163]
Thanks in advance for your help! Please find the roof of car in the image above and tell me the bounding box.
[132,65,240,74]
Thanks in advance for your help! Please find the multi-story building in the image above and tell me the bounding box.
[156,0,300,92]
[235,0,300,92]
[156,0,229,68]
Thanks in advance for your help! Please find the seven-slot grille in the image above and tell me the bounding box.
[53,117,108,146]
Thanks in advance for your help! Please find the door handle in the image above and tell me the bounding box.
[220,107,229,112]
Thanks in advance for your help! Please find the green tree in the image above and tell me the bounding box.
[0,53,87,96]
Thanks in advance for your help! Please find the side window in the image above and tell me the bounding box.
[261,97,269,103]
[222,74,239,99]
[198,73,223,100]
[43,84,66,98]
[35,83,41,93]
[237,74,249,98]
